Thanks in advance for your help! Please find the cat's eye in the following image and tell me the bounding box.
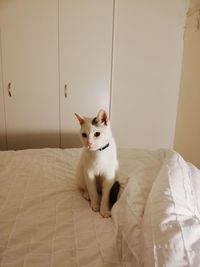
[82,133,87,138]
[94,132,100,137]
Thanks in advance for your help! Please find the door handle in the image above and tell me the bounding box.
[64,84,67,98]
[8,82,12,97]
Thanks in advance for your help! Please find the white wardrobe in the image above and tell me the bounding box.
[59,1,112,148]
[0,0,189,150]
[0,0,60,150]
[0,0,112,150]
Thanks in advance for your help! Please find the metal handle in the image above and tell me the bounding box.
[8,82,12,97]
[64,84,67,98]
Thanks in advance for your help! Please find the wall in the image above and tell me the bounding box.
[0,38,6,150]
[0,1,190,151]
[174,0,200,168]
[111,0,189,149]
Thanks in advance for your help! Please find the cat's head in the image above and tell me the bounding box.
[75,109,112,151]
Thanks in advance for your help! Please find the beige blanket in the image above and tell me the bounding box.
[1,148,200,267]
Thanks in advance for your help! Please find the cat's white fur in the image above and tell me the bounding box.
[75,109,118,218]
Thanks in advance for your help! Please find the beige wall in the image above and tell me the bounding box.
[174,1,200,168]
[0,40,6,150]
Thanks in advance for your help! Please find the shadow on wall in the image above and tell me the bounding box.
[61,132,82,149]
[3,131,82,150]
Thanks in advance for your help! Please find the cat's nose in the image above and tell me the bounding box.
[86,140,93,148]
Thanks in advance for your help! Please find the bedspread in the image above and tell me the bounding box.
[0,148,200,267]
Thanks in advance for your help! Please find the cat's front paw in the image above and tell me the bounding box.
[100,207,111,218]
[91,201,100,212]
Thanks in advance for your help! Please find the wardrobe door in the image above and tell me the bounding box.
[59,0,113,148]
[0,0,59,150]
[111,0,188,149]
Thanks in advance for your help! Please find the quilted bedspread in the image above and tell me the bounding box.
[0,148,200,267]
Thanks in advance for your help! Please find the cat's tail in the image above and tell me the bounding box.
[109,181,120,210]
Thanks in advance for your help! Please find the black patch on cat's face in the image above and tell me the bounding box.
[91,117,98,126]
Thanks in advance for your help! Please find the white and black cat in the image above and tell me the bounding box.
[75,109,120,218]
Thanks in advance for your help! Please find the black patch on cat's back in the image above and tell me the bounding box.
[109,181,120,209]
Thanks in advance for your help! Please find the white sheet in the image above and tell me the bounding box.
[113,149,200,267]
[143,151,200,267]
[0,148,199,267]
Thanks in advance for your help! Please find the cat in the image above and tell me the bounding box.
[75,109,120,218]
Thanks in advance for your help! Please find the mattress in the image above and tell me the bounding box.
[0,148,200,267]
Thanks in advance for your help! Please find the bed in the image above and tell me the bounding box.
[0,147,200,267]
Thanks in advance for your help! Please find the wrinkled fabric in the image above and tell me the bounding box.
[113,149,200,267]
[142,152,200,267]
[0,148,199,267]
[0,148,120,267]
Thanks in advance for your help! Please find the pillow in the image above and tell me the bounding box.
[112,148,167,266]
[142,151,200,267]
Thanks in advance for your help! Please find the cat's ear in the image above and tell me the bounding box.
[75,113,85,125]
[97,109,109,125]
